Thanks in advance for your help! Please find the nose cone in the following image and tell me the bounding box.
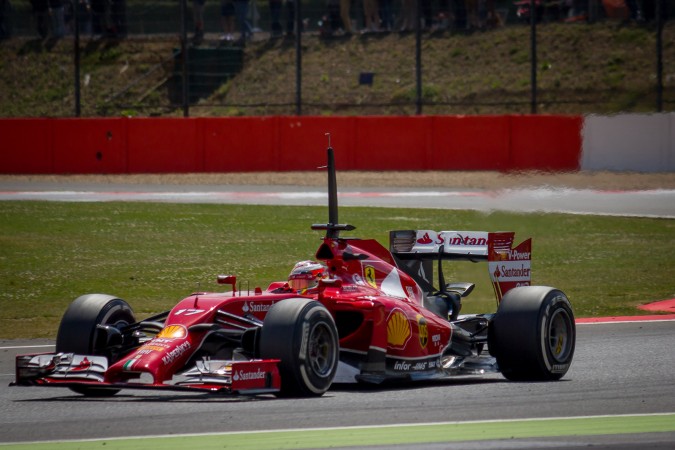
[106,336,195,384]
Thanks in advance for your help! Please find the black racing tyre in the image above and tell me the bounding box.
[259,299,339,397]
[56,294,136,396]
[489,286,575,381]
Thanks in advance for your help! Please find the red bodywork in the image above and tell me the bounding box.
[313,237,452,378]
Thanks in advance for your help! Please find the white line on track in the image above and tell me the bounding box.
[4,412,674,445]
[577,318,675,324]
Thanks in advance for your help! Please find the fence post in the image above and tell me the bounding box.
[415,0,422,115]
[73,0,81,117]
[529,0,537,114]
[295,0,302,116]
[655,0,663,112]
[180,0,190,117]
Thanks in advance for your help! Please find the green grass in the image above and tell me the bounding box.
[1,201,674,339]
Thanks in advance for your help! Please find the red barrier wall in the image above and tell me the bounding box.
[354,116,430,170]
[278,116,358,171]
[0,119,53,173]
[0,115,582,174]
[52,119,128,173]
[431,116,511,170]
[509,115,582,171]
[204,117,279,172]
[127,118,202,173]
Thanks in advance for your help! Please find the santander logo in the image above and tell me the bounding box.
[233,368,266,381]
[416,233,433,244]
[416,231,487,246]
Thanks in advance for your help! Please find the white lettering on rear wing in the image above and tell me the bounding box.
[414,230,489,255]
[391,230,489,257]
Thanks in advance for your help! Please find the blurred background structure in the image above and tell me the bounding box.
[0,0,672,117]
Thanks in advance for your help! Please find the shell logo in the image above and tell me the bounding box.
[387,309,411,348]
[157,324,187,339]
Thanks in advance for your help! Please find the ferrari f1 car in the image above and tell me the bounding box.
[13,146,575,398]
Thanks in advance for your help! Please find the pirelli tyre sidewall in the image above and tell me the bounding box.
[490,286,575,381]
[260,299,339,397]
[55,294,136,396]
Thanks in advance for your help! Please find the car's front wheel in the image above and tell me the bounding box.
[56,294,136,396]
[259,299,339,397]
[489,286,575,381]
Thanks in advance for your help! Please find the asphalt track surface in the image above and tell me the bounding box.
[1,182,674,218]
[1,181,674,448]
[1,321,674,448]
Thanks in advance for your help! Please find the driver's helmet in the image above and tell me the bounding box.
[288,260,327,292]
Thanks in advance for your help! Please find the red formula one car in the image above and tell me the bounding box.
[13,147,576,398]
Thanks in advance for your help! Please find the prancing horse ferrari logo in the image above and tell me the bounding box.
[364,265,377,289]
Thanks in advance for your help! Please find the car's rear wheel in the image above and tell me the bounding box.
[259,299,339,397]
[489,286,575,381]
[56,294,136,396]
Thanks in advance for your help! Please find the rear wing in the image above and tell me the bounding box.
[389,230,532,302]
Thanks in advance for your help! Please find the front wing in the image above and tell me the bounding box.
[12,352,281,395]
